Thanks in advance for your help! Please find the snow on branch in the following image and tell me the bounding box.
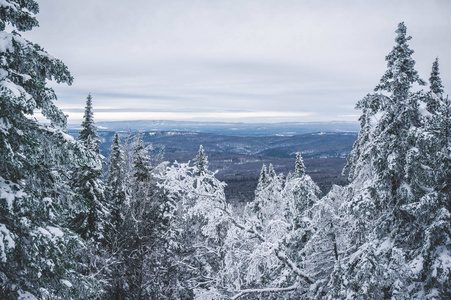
[230,283,301,300]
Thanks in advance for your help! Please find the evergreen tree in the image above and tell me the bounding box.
[79,93,100,152]
[161,150,233,299]
[194,144,208,176]
[71,94,108,242]
[255,164,268,195]
[362,22,426,239]
[0,1,97,297]
[130,136,151,183]
[106,132,127,232]
[327,23,451,299]
[284,152,321,229]
[294,152,305,177]
[426,58,445,114]
[119,136,173,299]
[406,60,451,297]
[103,132,128,299]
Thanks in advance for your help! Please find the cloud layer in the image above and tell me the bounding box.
[27,0,451,123]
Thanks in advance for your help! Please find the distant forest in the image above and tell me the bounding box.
[1,1,450,299]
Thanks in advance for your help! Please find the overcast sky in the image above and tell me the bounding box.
[25,0,451,123]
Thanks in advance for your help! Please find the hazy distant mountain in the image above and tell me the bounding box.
[67,130,357,199]
[67,120,359,136]
[76,130,357,159]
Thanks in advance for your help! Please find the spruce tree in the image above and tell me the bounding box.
[122,135,170,299]
[408,60,451,297]
[78,93,100,152]
[71,94,108,242]
[294,152,306,177]
[193,144,208,176]
[329,23,450,299]
[367,22,426,237]
[284,152,320,229]
[0,1,97,297]
[255,164,268,196]
[429,58,444,95]
[130,136,151,183]
[106,132,127,232]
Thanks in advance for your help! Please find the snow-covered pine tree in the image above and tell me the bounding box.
[121,135,153,298]
[71,94,108,242]
[326,22,448,299]
[119,136,173,298]
[255,164,268,196]
[103,132,128,298]
[106,132,127,232]
[130,136,151,183]
[426,58,445,114]
[294,151,305,177]
[404,59,451,298]
[284,152,321,230]
[0,1,98,298]
[161,149,233,299]
[194,144,208,176]
[216,158,320,299]
[78,94,100,152]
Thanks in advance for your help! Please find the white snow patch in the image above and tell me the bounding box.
[47,226,64,238]
[376,238,393,255]
[410,256,424,275]
[0,224,15,262]
[37,227,51,238]
[0,0,15,9]
[61,279,73,288]
[432,246,451,278]
[17,290,38,300]
[0,177,26,211]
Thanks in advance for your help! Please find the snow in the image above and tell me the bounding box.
[0,177,26,211]
[0,32,27,53]
[410,256,424,275]
[47,226,64,237]
[61,279,73,288]
[0,224,15,262]
[61,132,75,142]
[0,32,14,53]
[36,50,55,61]
[432,246,451,278]
[17,291,37,300]
[0,68,8,80]
[37,227,52,238]
[0,0,14,8]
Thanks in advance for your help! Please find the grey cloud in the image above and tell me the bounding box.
[26,0,451,123]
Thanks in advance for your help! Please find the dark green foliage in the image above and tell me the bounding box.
[0,1,98,298]
[0,0,39,31]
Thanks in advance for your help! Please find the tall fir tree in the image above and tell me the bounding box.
[0,1,97,298]
[407,59,451,297]
[193,144,208,176]
[365,22,426,239]
[294,151,306,177]
[106,132,127,232]
[327,23,450,299]
[426,57,445,114]
[121,135,169,299]
[78,93,100,152]
[71,94,108,242]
